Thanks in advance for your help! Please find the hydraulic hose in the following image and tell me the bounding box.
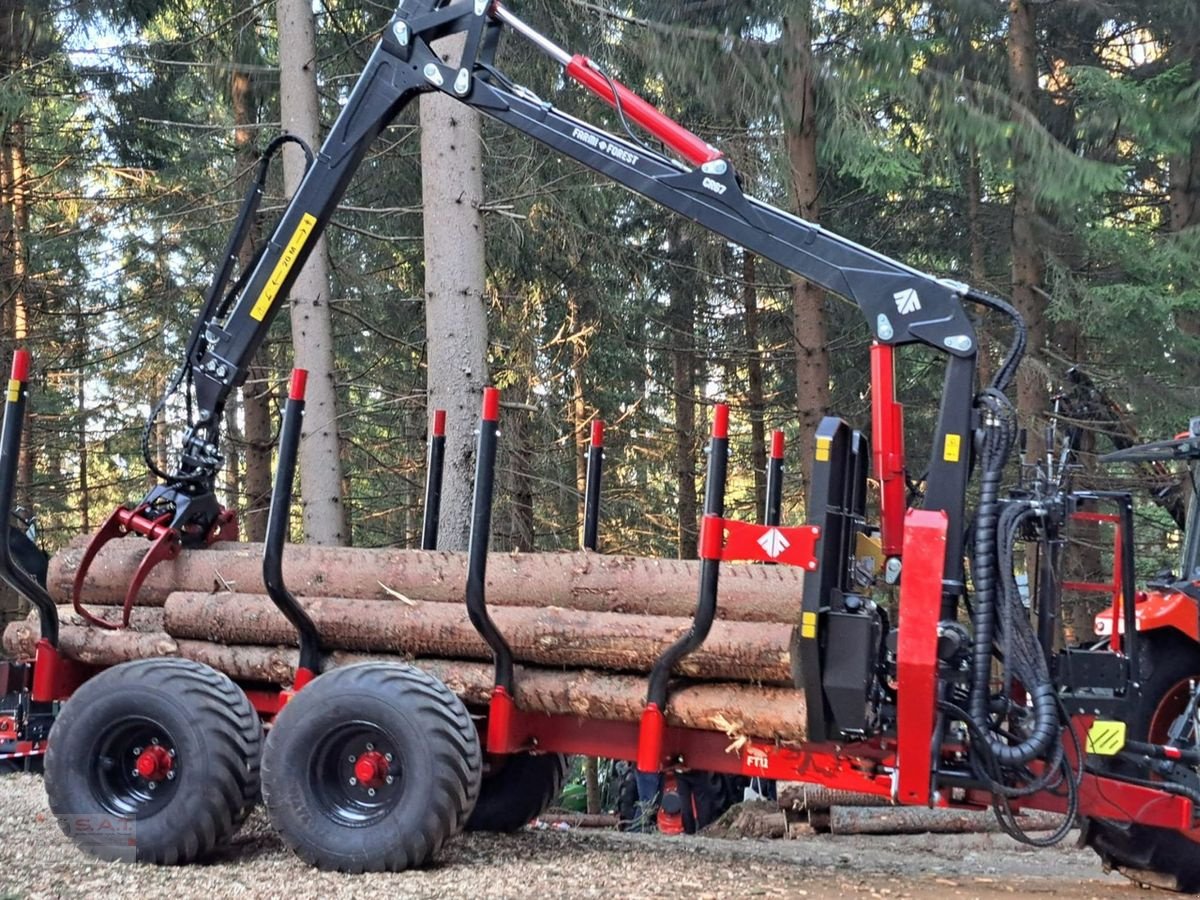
[964,288,1057,768]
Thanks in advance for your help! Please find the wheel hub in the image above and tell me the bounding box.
[353,750,389,789]
[135,745,175,782]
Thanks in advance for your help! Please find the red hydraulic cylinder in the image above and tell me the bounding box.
[871,343,906,557]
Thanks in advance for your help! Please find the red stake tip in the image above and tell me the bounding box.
[712,404,730,440]
[590,419,605,448]
[771,430,786,460]
[288,369,309,401]
[482,387,501,422]
[10,350,29,382]
[433,409,447,437]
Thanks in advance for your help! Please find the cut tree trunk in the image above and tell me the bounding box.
[161,592,794,684]
[52,543,805,623]
[827,805,1063,835]
[3,618,178,666]
[777,784,893,812]
[1,622,808,740]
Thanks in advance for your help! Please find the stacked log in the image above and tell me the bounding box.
[2,615,808,740]
[161,593,793,684]
[3,542,812,741]
[49,543,805,622]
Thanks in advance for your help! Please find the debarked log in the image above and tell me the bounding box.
[161,592,794,685]
[0,622,808,741]
[51,542,805,622]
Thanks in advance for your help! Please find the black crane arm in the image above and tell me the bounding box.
[141,0,999,584]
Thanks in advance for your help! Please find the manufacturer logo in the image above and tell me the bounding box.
[893,288,922,316]
[702,176,727,196]
[757,528,790,559]
[745,747,769,769]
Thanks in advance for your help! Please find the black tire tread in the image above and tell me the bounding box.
[44,658,262,865]
[467,752,569,832]
[261,662,481,873]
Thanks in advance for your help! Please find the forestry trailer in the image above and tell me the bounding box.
[2,0,1200,888]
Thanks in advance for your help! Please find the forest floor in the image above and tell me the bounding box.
[0,773,1152,899]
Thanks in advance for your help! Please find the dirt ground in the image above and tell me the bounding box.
[0,773,1155,900]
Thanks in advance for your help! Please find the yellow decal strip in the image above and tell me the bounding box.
[801,611,818,639]
[943,433,962,463]
[250,213,318,322]
[6,379,20,403]
[815,436,831,463]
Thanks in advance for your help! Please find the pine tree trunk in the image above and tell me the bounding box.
[669,229,698,560]
[743,251,767,517]
[420,34,488,553]
[783,4,828,492]
[77,368,88,531]
[277,0,347,545]
[231,62,273,542]
[568,290,591,547]
[1008,0,1048,461]
[964,149,995,389]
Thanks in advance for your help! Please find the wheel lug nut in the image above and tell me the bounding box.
[385,775,394,785]
[365,743,374,751]
[348,755,356,763]
[148,781,157,790]
[367,788,376,797]
[166,771,176,781]
[133,747,143,755]
[349,777,357,786]
[131,768,140,777]
[151,738,159,745]
[384,753,393,762]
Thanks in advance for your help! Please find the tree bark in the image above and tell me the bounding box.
[743,251,768,517]
[668,228,698,559]
[231,58,273,542]
[277,0,347,545]
[421,33,489,553]
[2,622,808,740]
[1008,0,1048,461]
[827,805,1062,835]
[161,592,795,684]
[52,543,807,622]
[777,785,893,811]
[783,4,828,491]
[567,290,592,547]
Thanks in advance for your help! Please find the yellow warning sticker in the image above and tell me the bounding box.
[815,436,831,463]
[943,433,962,463]
[1086,720,1127,756]
[250,212,318,322]
[801,611,818,639]
[6,379,19,403]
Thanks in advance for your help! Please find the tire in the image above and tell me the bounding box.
[262,662,481,872]
[1083,631,1200,891]
[43,658,262,865]
[466,752,568,832]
